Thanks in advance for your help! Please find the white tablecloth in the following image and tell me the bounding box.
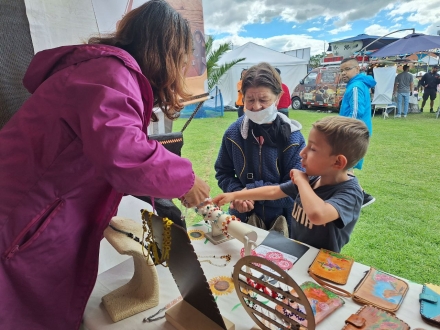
[82,222,434,330]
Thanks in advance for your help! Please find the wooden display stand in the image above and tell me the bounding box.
[165,300,235,330]
[233,256,315,330]
[101,217,159,322]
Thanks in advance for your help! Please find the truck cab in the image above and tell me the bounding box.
[291,66,346,111]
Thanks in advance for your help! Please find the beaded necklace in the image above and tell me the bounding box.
[197,254,232,267]
[108,224,149,250]
[107,211,173,267]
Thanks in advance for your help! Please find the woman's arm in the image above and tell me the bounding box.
[215,133,245,193]
[66,57,194,199]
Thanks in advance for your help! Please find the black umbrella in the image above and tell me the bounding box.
[371,33,440,57]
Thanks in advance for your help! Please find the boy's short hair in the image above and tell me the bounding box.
[312,116,370,169]
[341,58,359,66]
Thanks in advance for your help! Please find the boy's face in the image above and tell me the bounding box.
[299,128,336,176]
[340,60,360,83]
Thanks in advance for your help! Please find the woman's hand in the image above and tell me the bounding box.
[180,175,210,208]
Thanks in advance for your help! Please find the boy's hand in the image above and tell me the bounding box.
[290,169,308,185]
[212,193,235,206]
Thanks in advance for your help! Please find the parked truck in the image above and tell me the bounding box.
[290,66,346,111]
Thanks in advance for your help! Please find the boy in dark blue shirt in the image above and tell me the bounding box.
[212,116,370,252]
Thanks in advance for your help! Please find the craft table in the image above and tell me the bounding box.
[82,222,434,329]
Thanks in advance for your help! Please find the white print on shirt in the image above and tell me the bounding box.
[292,201,313,229]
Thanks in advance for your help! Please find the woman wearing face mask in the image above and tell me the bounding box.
[215,62,306,236]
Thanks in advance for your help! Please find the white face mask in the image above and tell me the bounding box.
[245,102,278,124]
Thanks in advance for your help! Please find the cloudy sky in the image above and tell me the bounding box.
[202,0,440,55]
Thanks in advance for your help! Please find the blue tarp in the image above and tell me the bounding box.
[180,86,224,118]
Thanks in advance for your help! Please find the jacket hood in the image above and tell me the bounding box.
[349,73,377,89]
[240,112,302,139]
[23,44,142,93]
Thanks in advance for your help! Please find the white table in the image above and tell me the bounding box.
[82,222,434,329]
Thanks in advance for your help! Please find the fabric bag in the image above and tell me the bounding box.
[419,283,440,328]
[342,305,410,330]
[308,249,354,285]
[275,281,344,327]
[352,267,408,313]
[148,131,183,156]
[147,101,204,157]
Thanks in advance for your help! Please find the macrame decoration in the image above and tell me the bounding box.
[233,255,315,330]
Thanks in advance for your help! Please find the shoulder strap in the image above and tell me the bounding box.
[308,271,353,298]
[180,101,204,133]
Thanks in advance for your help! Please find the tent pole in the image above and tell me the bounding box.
[360,28,415,66]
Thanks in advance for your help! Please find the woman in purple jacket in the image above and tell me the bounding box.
[0,1,209,329]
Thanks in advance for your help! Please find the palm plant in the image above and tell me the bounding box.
[206,35,245,90]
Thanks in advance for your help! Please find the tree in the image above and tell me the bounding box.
[309,52,327,68]
[205,35,245,90]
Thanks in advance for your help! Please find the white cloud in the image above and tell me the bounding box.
[329,24,352,35]
[202,0,440,58]
[364,24,391,36]
[364,24,416,38]
[386,0,440,31]
[202,0,397,35]
[212,34,327,56]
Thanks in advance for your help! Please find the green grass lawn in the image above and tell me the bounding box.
[172,100,440,285]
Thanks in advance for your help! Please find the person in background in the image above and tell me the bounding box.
[215,62,306,237]
[235,69,247,117]
[339,58,376,208]
[0,1,210,329]
[393,64,414,118]
[213,116,370,252]
[419,65,440,113]
[275,67,291,117]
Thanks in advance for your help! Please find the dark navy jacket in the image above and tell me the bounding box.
[215,114,305,230]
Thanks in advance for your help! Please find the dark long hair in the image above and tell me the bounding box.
[88,0,193,120]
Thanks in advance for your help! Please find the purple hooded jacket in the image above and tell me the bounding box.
[0,44,194,329]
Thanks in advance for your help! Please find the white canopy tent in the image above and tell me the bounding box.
[217,42,308,107]
[420,55,439,65]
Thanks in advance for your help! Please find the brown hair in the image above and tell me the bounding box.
[312,116,370,169]
[241,62,282,97]
[88,0,192,121]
